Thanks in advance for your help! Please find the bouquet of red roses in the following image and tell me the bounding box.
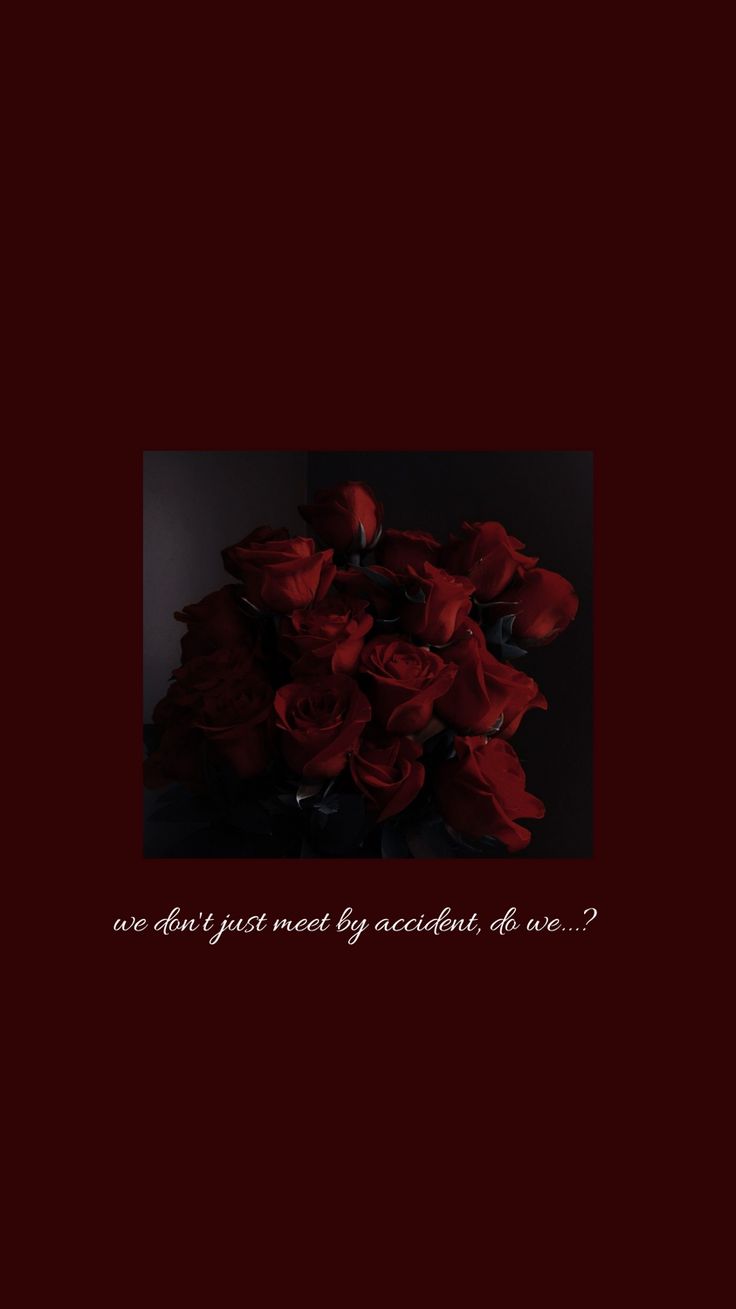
[145,482,578,857]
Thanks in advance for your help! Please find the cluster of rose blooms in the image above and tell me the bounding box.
[146,482,578,852]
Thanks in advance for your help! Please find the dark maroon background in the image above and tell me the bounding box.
[15,2,698,1286]
[51,412,660,1296]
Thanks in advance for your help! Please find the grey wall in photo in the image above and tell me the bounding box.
[143,451,307,718]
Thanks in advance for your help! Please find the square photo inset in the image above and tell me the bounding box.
[144,450,592,858]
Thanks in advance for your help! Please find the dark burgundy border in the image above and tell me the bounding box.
[57,418,652,1286]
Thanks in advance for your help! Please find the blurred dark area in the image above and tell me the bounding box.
[307,451,593,857]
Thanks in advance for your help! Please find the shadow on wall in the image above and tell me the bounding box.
[143,451,307,718]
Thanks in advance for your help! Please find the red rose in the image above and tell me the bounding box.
[230,525,290,547]
[174,585,262,662]
[401,562,474,647]
[222,527,336,614]
[375,529,441,573]
[166,647,265,711]
[151,644,263,727]
[194,678,273,780]
[147,648,273,784]
[299,482,383,553]
[435,619,547,736]
[350,735,424,821]
[333,564,402,619]
[150,651,239,730]
[441,521,538,601]
[435,736,544,852]
[360,635,457,734]
[274,674,371,779]
[495,567,579,646]
[279,597,373,678]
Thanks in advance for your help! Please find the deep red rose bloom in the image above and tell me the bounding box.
[222,527,336,614]
[166,647,265,710]
[274,674,371,779]
[495,567,579,646]
[279,597,373,678]
[401,562,474,647]
[375,529,441,574]
[441,521,538,601]
[435,736,544,852]
[231,525,290,547]
[360,635,457,734]
[174,584,262,662]
[333,564,402,619]
[299,482,383,553]
[350,735,424,821]
[194,678,273,780]
[150,649,254,730]
[435,619,547,736]
[147,648,273,784]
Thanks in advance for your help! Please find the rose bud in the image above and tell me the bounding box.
[495,567,579,646]
[435,736,544,853]
[274,674,371,779]
[401,562,474,647]
[194,678,273,780]
[333,564,403,619]
[435,619,546,736]
[279,597,373,678]
[375,529,441,574]
[222,527,336,614]
[441,521,538,600]
[360,635,457,735]
[298,482,383,554]
[350,735,425,822]
[175,584,262,662]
